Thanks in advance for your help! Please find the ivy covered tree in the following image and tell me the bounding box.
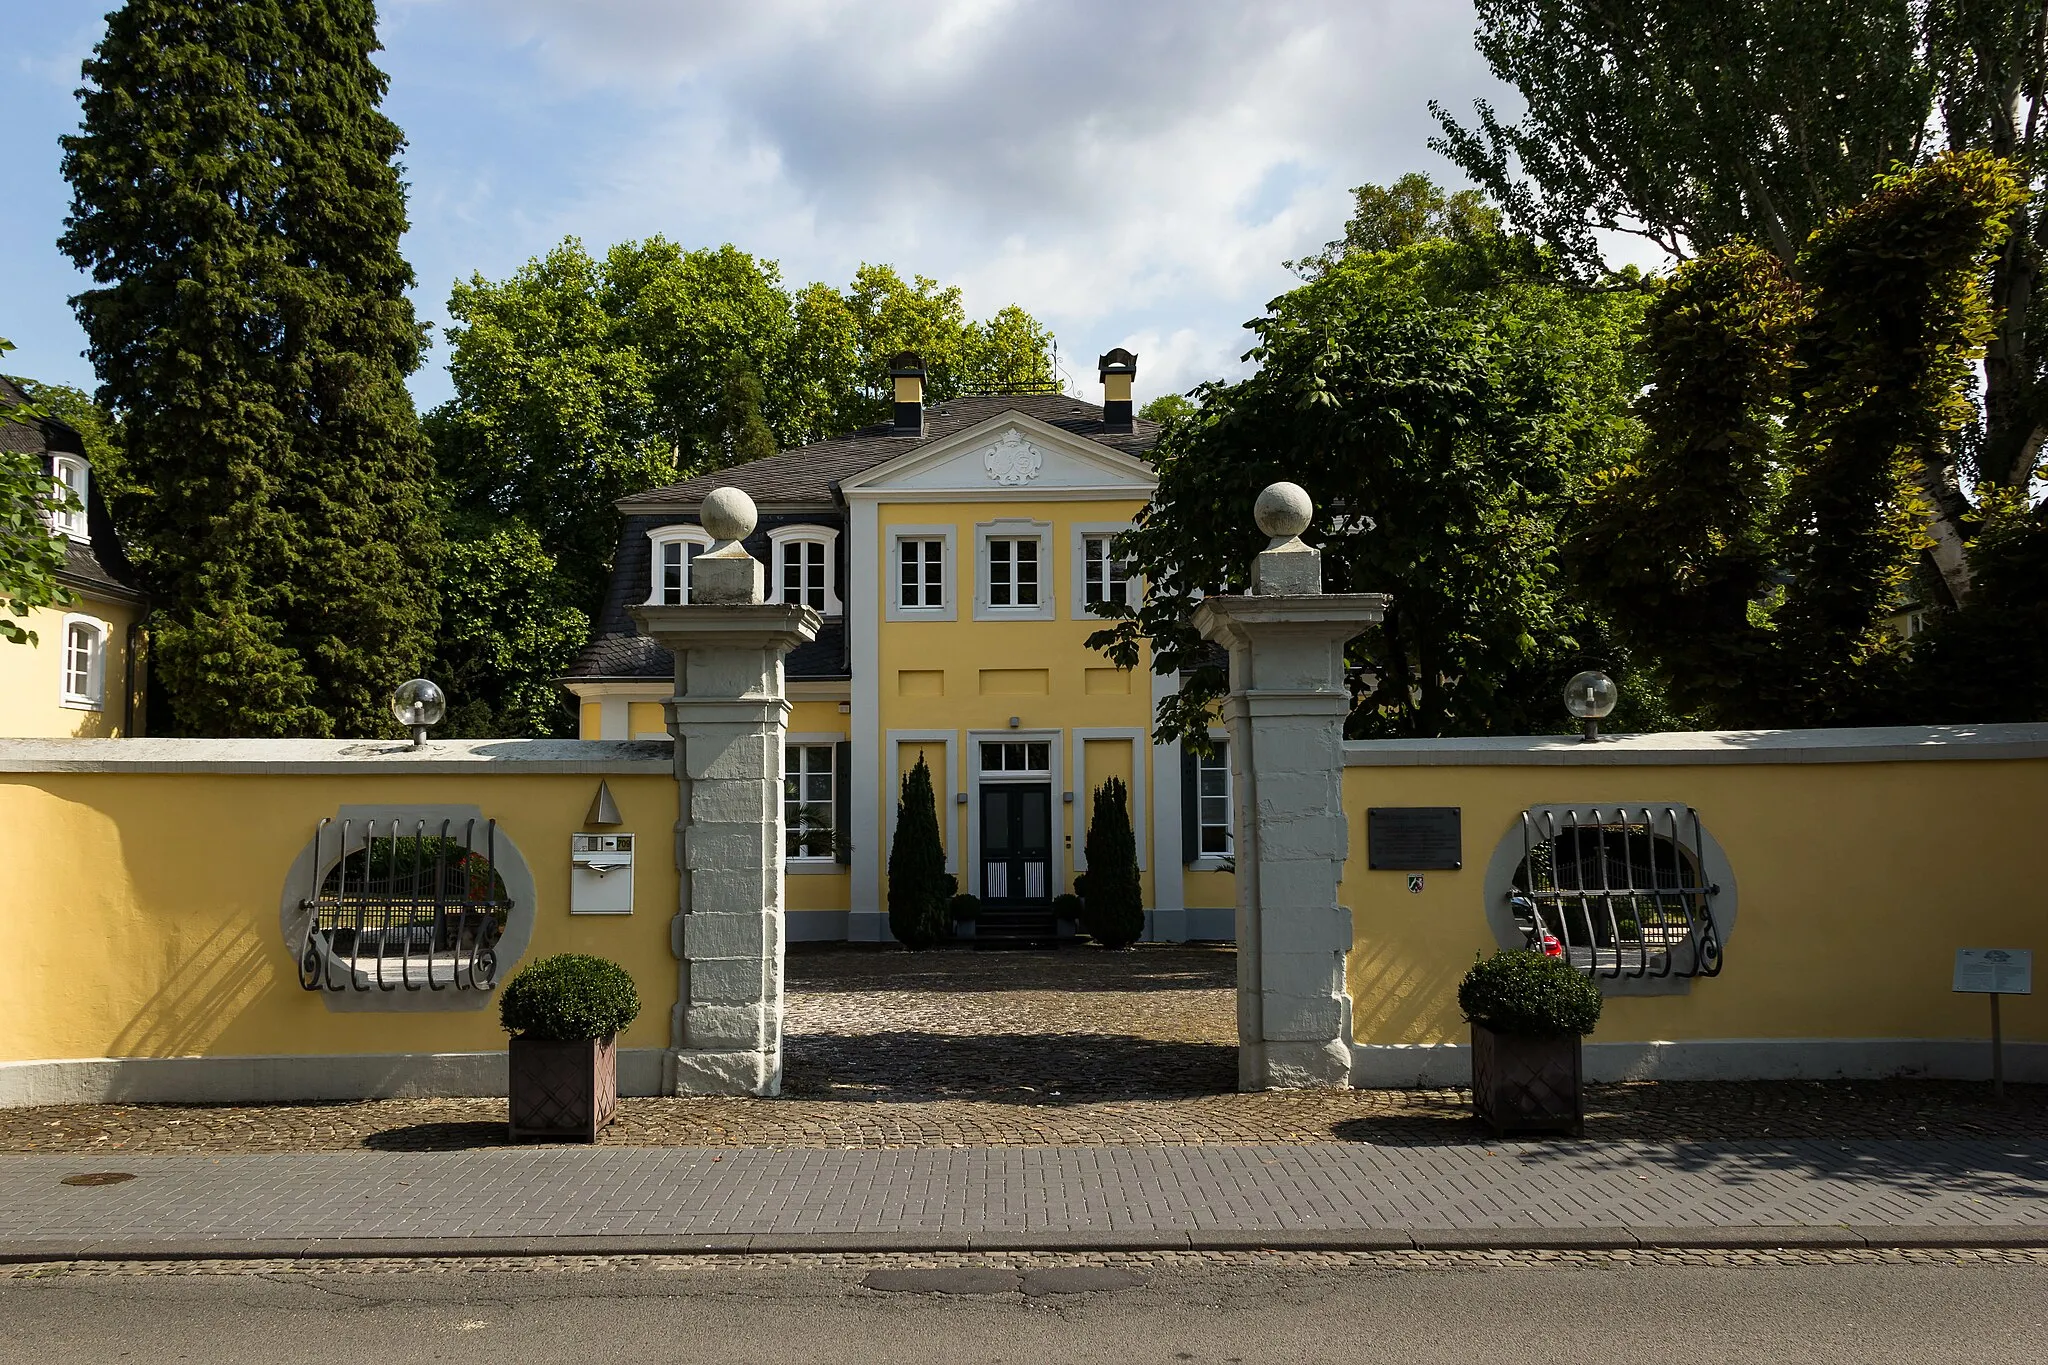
[887,754,950,950]
[1571,152,2027,725]
[1089,179,1661,742]
[60,0,439,736]
[1080,777,1144,950]
[1432,1,2048,585]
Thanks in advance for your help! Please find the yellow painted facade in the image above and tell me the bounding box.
[568,406,1214,940]
[1339,756,2048,1049]
[869,495,1157,911]
[0,595,144,738]
[0,768,679,1065]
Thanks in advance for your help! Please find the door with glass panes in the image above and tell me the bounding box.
[980,784,1053,907]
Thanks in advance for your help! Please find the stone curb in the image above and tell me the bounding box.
[5,1226,2047,1265]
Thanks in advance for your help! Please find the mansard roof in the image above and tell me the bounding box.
[617,392,1162,513]
[0,374,144,604]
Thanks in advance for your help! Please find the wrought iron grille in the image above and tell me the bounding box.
[297,817,511,992]
[1507,806,1723,980]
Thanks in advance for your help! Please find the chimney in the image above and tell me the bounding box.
[1098,348,1137,432]
[889,352,926,437]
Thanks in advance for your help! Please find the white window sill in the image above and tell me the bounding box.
[1186,855,1234,873]
[60,697,104,712]
[785,859,846,875]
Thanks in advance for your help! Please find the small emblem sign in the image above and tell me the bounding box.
[1953,948,2032,995]
[1368,807,1462,871]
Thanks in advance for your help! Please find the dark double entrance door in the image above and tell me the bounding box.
[979,782,1054,941]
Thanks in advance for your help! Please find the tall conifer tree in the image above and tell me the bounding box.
[60,0,439,736]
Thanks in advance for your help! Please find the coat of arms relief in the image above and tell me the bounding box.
[981,429,1043,486]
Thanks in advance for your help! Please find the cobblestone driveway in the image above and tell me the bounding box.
[3,945,2040,1152]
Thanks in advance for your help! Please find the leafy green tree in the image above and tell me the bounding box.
[1292,172,1497,273]
[60,0,439,737]
[1564,243,1804,722]
[887,753,951,949]
[427,514,588,738]
[1,341,77,646]
[716,359,778,467]
[429,240,1059,734]
[1137,393,1197,426]
[1571,153,2025,725]
[429,238,674,616]
[1432,1,2048,554]
[1080,777,1144,949]
[1089,180,1657,742]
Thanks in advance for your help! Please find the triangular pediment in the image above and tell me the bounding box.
[838,411,1156,497]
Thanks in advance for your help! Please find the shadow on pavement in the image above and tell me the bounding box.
[784,1030,1240,1101]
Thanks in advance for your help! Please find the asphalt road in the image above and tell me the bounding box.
[3,1258,2046,1364]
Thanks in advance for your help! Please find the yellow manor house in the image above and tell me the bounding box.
[562,352,1236,944]
[0,376,146,739]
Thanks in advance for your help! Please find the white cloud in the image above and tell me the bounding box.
[385,0,1507,405]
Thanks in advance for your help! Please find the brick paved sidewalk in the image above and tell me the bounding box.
[6,1138,2047,1259]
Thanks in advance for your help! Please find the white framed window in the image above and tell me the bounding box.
[767,524,841,615]
[59,614,107,710]
[973,519,1054,621]
[47,455,89,541]
[1195,742,1231,858]
[979,739,1052,774]
[784,742,837,861]
[1072,524,1135,616]
[887,524,956,621]
[647,526,712,605]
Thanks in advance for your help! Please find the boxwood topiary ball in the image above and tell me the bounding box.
[1457,949,1602,1037]
[500,953,642,1042]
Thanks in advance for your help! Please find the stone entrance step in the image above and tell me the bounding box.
[974,905,1058,943]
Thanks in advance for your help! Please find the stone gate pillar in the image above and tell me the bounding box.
[1192,483,1387,1090]
[632,487,819,1096]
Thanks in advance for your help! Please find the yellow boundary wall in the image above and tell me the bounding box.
[5,725,2045,1103]
[0,740,678,1105]
[1338,726,2048,1085]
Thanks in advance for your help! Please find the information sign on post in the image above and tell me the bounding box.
[1953,949,2032,1101]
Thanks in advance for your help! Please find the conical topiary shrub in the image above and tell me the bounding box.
[887,753,950,949]
[1081,777,1144,948]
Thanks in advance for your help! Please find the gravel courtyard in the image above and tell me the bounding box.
[3,944,2039,1152]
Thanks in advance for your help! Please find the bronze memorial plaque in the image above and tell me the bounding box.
[1367,806,1462,870]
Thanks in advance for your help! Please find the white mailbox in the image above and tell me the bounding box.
[570,833,635,914]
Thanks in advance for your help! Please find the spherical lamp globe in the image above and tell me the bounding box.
[391,678,447,748]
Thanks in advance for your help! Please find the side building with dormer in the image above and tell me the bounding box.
[562,353,1238,943]
[0,376,147,737]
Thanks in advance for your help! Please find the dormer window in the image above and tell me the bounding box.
[767,524,841,615]
[647,526,712,605]
[47,455,88,541]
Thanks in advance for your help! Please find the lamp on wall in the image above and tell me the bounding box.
[1564,670,1617,742]
[391,677,447,749]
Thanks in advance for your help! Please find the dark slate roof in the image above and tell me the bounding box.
[568,392,1154,687]
[567,617,849,682]
[0,376,144,603]
[616,393,1161,512]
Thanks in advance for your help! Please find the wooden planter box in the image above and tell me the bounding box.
[508,1034,619,1142]
[1470,1023,1583,1137]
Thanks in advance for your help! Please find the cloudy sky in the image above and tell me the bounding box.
[3,0,1548,411]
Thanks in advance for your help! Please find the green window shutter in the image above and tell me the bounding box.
[1180,743,1199,864]
[834,740,853,865]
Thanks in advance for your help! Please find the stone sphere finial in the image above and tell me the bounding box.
[701,486,757,543]
[1253,481,1313,541]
